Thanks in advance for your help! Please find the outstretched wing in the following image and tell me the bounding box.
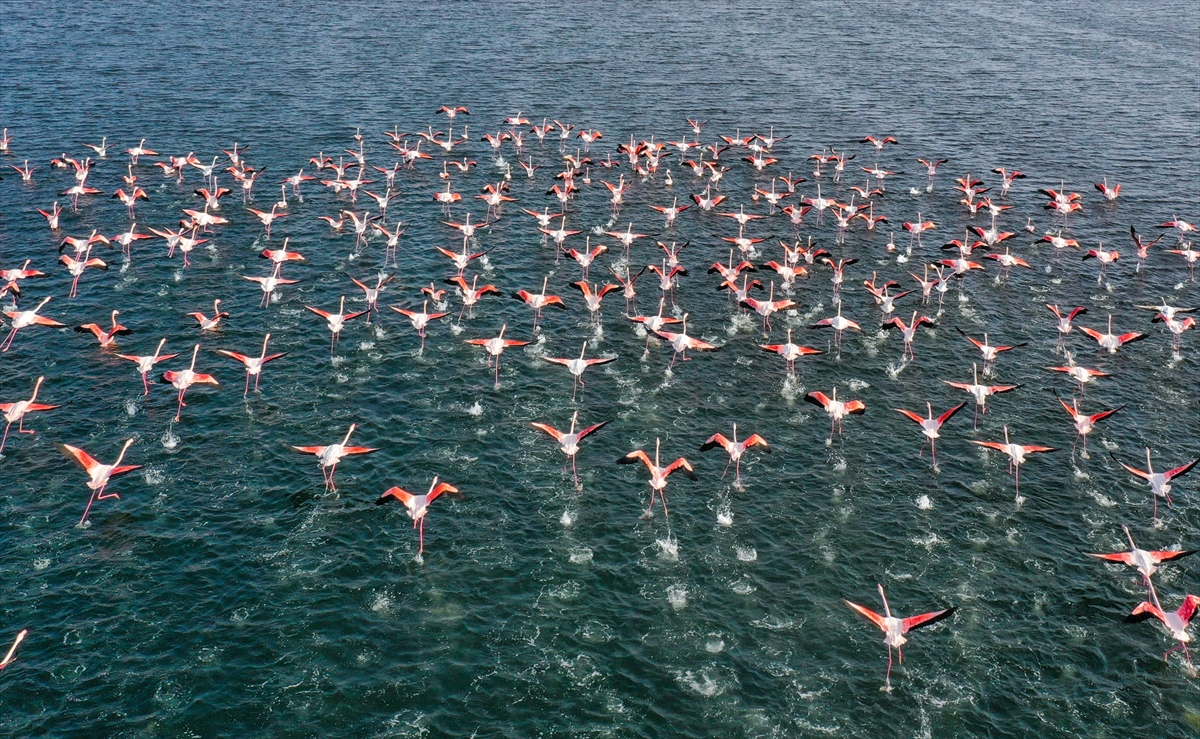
[1164,459,1200,481]
[937,402,968,425]
[844,600,887,631]
[576,421,609,440]
[617,449,653,471]
[666,457,698,480]
[427,482,460,504]
[700,433,731,452]
[530,422,564,442]
[894,408,926,425]
[902,606,957,633]
[376,486,413,506]
[57,443,102,475]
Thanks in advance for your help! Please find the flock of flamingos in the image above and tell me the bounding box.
[0,108,1197,688]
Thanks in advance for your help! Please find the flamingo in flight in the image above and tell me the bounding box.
[541,341,617,400]
[1078,314,1147,354]
[115,338,178,395]
[955,328,1027,367]
[809,303,862,352]
[1,376,60,453]
[76,310,131,349]
[531,411,609,487]
[216,334,287,396]
[390,300,449,352]
[512,276,567,331]
[700,423,771,486]
[1046,351,1108,394]
[882,312,935,361]
[970,426,1056,499]
[616,438,698,517]
[1115,448,1199,520]
[2,297,65,352]
[1125,581,1200,666]
[292,424,377,492]
[58,438,140,525]
[162,344,219,422]
[0,630,27,672]
[894,401,967,465]
[759,328,823,376]
[844,584,956,690]
[464,324,530,389]
[805,387,866,439]
[376,476,460,558]
[653,313,720,370]
[187,299,228,332]
[944,363,1021,428]
[306,296,368,354]
[1088,524,1196,592]
[1057,396,1121,456]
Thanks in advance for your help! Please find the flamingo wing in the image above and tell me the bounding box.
[744,434,771,451]
[376,486,414,506]
[57,443,103,476]
[844,400,867,415]
[1179,595,1200,624]
[427,482,460,503]
[1150,549,1198,564]
[804,392,832,410]
[1164,459,1200,481]
[341,446,378,455]
[844,600,888,631]
[1086,552,1137,565]
[1125,601,1165,624]
[617,449,654,471]
[971,440,1009,452]
[936,402,968,425]
[576,421,609,441]
[1118,461,1152,480]
[216,350,251,365]
[700,433,731,452]
[666,457,698,480]
[894,408,926,425]
[292,445,328,455]
[901,607,957,633]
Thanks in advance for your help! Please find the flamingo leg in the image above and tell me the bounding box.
[0,422,11,452]
[244,373,251,397]
[141,372,150,395]
[80,486,101,525]
[418,518,425,556]
[572,455,579,487]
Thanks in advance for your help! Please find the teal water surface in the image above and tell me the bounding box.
[2,2,1200,736]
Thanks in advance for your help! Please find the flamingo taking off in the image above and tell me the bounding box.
[700,423,771,486]
[292,424,377,491]
[305,296,368,354]
[531,411,609,487]
[894,401,967,465]
[57,438,140,525]
[1088,524,1196,591]
[464,324,530,389]
[115,338,178,395]
[2,297,65,352]
[540,341,617,400]
[845,584,956,690]
[216,334,287,396]
[1125,582,1200,666]
[805,387,866,440]
[617,438,698,517]
[162,344,219,422]
[1,376,60,453]
[376,476,460,557]
[970,426,1056,500]
[1115,448,1199,520]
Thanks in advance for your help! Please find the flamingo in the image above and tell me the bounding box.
[57,438,140,525]
[1046,304,1087,339]
[292,424,377,491]
[187,299,228,332]
[37,202,63,230]
[1094,178,1121,201]
[0,630,27,671]
[2,297,65,352]
[882,312,935,360]
[1116,448,1199,520]
[76,310,131,349]
[845,584,956,690]
[162,344,219,422]
[1078,314,1146,354]
[444,275,501,320]
[349,273,394,323]
[1125,581,1200,666]
[955,327,1027,366]
[894,401,967,465]
[1057,396,1121,456]
[216,334,287,396]
[970,426,1056,499]
[759,328,823,376]
[616,438,698,517]
[115,338,178,395]
[809,302,862,352]
[0,376,60,453]
[247,204,286,238]
[376,476,460,558]
[944,363,1021,428]
[464,324,530,388]
[1046,351,1109,394]
[305,296,368,354]
[1082,246,1120,283]
[700,423,771,486]
[389,300,449,352]
[243,263,300,308]
[805,387,866,439]
[740,281,796,335]
[512,276,568,331]
[541,341,617,400]
[653,313,719,369]
[58,247,107,299]
[531,411,609,487]
[1088,524,1196,591]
